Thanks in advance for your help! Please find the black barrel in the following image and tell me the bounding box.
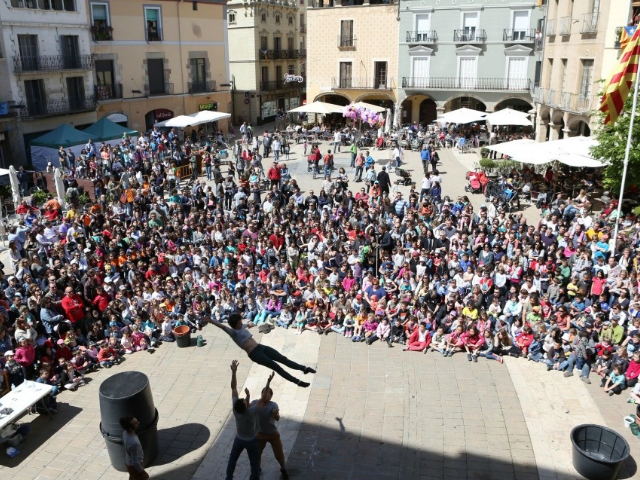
[99,372,159,471]
[571,424,630,480]
[100,409,159,472]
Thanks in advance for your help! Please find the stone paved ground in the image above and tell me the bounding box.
[1,135,639,480]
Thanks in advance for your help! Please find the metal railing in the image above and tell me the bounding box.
[91,26,113,41]
[401,77,530,91]
[546,19,555,36]
[260,80,301,91]
[332,77,394,90]
[299,49,307,58]
[406,30,438,43]
[338,35,356,48]
[534,87,597,113]
[580,13,598,34]
[535,36,544,52]
[503,29,536,42]
[146,27,163,42]
[13,54,93,74]
[453,29,487,42]
[615,27,623,48]
[95,83,122,101]
[560,16,572,36]
[258,49,300,60]
[22,95,96,118]
[189,81,216,94]
[144,83,173,96]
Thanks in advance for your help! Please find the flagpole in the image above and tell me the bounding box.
[611,69,640,257]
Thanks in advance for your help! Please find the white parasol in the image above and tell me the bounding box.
[54,168,67,210]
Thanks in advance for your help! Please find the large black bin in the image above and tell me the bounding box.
[100,409,159,472]
[571,424,630,480]
[99,371,159,472]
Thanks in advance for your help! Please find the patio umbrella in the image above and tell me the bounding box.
[385,109,391,134]
[350,102,386,113]
[154,115,195,128]
[555,153,606,168]
[8,166,21,208]
[288,101,344,115]
[485,108,532,127]
[54,168,67,210]
[437,107,486,125]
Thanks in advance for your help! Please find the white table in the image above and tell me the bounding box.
[0,380,53,430]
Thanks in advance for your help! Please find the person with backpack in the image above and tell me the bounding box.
[364,165,377,189]
[323,149,334,180]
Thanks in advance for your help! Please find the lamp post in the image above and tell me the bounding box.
[220,75,236,125]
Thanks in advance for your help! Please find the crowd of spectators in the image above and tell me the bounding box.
[1,121,640,415]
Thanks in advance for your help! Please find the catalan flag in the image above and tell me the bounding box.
[620,25,638,51]
[600,25,640,125]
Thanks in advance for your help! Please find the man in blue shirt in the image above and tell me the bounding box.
[420,145,430,175]
[364,151,375,169]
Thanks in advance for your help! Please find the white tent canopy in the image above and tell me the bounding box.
[154,110,231,128]
[349,102,386,113]
[485,108,532,127]
[288,101,344,115]
[487,136,604,167]
[437,107,487,125]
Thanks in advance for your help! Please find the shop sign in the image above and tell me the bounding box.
[154,109,173,121]
[284,74,304,83]
[199,102,218,111]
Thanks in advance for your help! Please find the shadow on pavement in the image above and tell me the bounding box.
[154,423,211,466]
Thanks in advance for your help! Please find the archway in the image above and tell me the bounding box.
[570,120,591,137]
[445,96,487,112]
[419,98,437,125]
[493,97,534,113]
[145,109,174,131]
[551,112,565,141]
[314,94,350,106]
[401,99,413,125]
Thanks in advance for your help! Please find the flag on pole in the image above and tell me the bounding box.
[620,25,638,51]
[600,25,640,125]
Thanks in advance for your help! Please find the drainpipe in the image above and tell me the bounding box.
[178,0,186,114]
[396,0,400,21]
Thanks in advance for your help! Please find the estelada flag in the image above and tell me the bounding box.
[620,25,638,51]
[600,25,640,125]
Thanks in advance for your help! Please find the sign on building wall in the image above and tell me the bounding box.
[261,101,277,118]
[284,74,304,83]
[199,102,218,111]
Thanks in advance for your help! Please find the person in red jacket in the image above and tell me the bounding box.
[14,337,36,379]
[404,322,431,353]
[97,342,120,368]
[626,351,640,388]
[461,325,485,362]
[61,287,85,324]
[267,162,281,188]
[516,325,535,356]
[93,285,110,312]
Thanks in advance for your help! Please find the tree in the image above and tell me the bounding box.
[591,91,640,194]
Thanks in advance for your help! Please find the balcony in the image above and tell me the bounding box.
[332,77,394,90]
[535,87,597,113]
[580,13,598,34]
[91,25,113,41]
[338,35,356,49]
[406,30,438,44]
[146,27,163,42]
[95,83,123,101]
[189,81,216,94]
[503,29,536,42]
[260,81,301,91]
[299,49,307,58]
[144,83,174,96]
[615,27,623,48]
[546,19,555,36]
[453,29,487,43]
[402,77,530,91]
[22,95,96,119]
[13,55,93,75]
[258,49,300,60]
[560,16,572,36]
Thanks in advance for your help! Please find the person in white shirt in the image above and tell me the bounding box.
[419,175,432,202]
[333,131,341,153]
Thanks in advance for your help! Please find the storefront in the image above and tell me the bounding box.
[144,109,174,131]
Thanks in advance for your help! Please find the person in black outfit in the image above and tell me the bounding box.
[376,167,391,197]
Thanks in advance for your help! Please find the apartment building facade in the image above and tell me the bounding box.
[398,0,544,126]
[306,0,399,119]
[227,0,306,125]
[0,0,96,165]
[88,0,231,132]
[533,0,636,142]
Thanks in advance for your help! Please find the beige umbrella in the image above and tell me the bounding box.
[288,101,344,114]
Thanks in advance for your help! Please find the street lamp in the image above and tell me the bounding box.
[220,75,236,124]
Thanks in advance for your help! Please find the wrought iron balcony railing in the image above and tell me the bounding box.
[402,77,530,91]
[560,16,572,36]
[581,13,598,34]
[332,77,394,90]
[189,81,216,94]
[258,49,300,60]
[453,29,487,42]
[546,19,555,36]
[503,29,536,42]
[13,54,93,74]
[144,83,174,96]
[406,30,438,43]
[91,26,113,41]
[22,95,96,118]
[95,83,123,101]
[338,35,356,49]
[146,26,163,42]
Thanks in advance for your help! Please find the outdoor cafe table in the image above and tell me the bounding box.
[0,381,53,430]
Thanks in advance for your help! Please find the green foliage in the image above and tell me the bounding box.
[591,92,640,193]
[479,158,497,170]
[78,192,91,206]
[0,185,11,200]
[32,190,49,206]
[480,147,490,158]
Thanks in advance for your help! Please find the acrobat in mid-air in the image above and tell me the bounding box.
[212,314,316,387]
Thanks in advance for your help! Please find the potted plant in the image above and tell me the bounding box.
[479,158,497,172]
[480,147,490,158]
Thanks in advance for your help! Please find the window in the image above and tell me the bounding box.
[192,1,197,10]
[580,59,594,97]
[339,61,352,88]
[300,14,305,28]
[560,59,567,93]
[506,57,527,90]
[458,56,478,89]
[95,60,116,100]
[18,35,39,72]
[261,12,267,23]
[288,16,293,26]
[11,0,75,10]
[276,65,283,84]
[275,14,280,24]
[512,11,529,40]
[274,37,281,53]
[61,35,80,69]
[190,58,207,92]
[415,14,431,41]
[67,77,86,111]
[374,62,387,88]
[412,57,430,82]
[287,37,294,56]
[145,6,162,41]
[90,3,112,40]
[147,58,165,95]
[340,20,354,47]
[260,36,268,50]
[462,12,478,40]
[288,64,295,75]
[228,10,236,24]
[261,66,269,84]
[547,58,554,86]
[24,79,46,116]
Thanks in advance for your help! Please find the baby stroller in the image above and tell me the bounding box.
[394,167,413,186]
[375,136,385,150]
[465,170,488,194]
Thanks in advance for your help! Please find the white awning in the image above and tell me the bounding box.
[437,107,486,125]
[485,108,532,127]
[288,101,344,114]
